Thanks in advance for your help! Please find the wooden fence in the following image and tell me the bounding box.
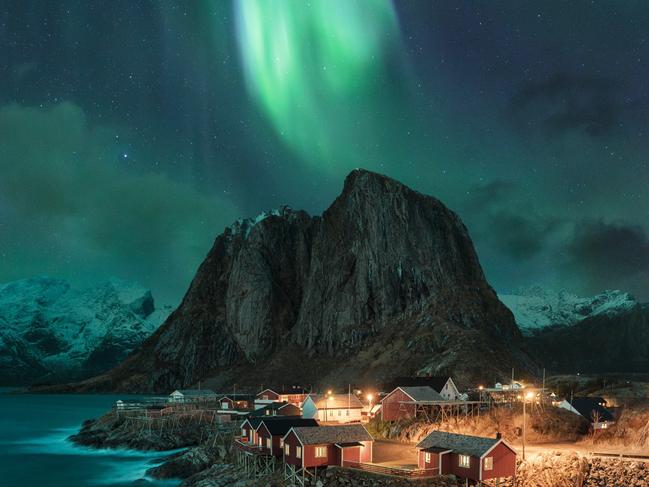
[342,461,438,478]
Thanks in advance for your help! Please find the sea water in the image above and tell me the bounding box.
[0,388,182,487]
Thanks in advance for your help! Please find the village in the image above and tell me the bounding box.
[108,374,635,487]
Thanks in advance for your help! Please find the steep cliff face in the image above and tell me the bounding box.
[83,170,531,392]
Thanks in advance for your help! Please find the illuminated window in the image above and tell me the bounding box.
[459,455,470,468]
[296,446,302,459]
[315,446,327,458]
[266,438,271,449]
[222,402,229,409]
[258,437,263,447]
[425,452,431,463]
[284,444,290,456]
[280,439,284,448]
[484,457,493,471]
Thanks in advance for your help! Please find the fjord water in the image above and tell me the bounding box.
[0,388,180,487]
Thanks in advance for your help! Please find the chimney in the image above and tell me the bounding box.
[496,432,502,439]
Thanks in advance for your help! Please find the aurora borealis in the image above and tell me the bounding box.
[2,1,649,303]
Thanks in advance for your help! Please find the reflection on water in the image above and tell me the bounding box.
[0,388,181,487]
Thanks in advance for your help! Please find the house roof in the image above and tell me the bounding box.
[171,389,217,397]
[398,386,444,402]
[290,424,372,445]
[248,402,300,417]
[570,397,615,422]
[416,431,501,457]
[385,376,452,393]
[308,394,364,409]
[259,418,318,435]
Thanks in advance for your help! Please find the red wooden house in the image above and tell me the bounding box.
[282,424,373,470]
[255,417,318,457]
[416,431,516,485]
[240,417,265,445]
[381,386,444,421]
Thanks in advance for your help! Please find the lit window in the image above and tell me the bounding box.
[346,410,350,416]
[459,455,470,468]
[266,438,271,449]
[263,395,269,400]
[259,437,263,447]
[284,444,290,456]
[222,402,229,409]
[315,446,327,458]
[280,439,284,448]
[484,457,493,471]
[296,446,302,459]
[425,452,431,463]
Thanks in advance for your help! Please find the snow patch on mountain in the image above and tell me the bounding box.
[0,276,172,385]
[499,286,637,335]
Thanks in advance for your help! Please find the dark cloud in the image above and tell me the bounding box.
[463,181,564,259]
[562,220,649,299]
[510,73,629,137]
[0,102,237,303]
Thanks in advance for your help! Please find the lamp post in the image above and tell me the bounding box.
[523,391,534,460]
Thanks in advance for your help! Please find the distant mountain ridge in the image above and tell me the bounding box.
[500,286,649,373]
[0,276,171,385]
[68,169,535,393]
[499,286,637,336]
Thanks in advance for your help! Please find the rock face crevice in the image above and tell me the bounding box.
[87,169,533,392]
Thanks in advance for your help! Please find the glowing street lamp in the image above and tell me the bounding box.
[366,393,374,408]
[522,391,534,460]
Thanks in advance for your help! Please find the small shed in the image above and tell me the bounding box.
[381,386,444,421]
[416,431,516,483]
[283,424,373,469]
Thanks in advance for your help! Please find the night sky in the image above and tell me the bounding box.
[2,1,649,304]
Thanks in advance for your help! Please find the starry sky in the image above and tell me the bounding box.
[1,1,649,304]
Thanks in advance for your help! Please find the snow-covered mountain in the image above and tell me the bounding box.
[499,286,637,335]
[0,276,171,385]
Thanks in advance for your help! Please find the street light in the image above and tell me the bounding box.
[366,394,374,409]
[522,391,534,460]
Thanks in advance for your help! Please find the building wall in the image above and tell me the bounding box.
[255,424,272,454]
[341,446,360,464]
[283,431,303,467]
[278,404,301,416]
[302,398,318,419]
[445,452,480,481]
[418,451,440,470]
[381,388,415,421]
[360,440,372,463]
[257,390,280,401]
[482,442,516,480]
[303,444,339,468]
[318,407,362,423]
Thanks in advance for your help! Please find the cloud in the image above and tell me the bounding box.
[463,181,565,259]
[0,102,238,303]
[509,73,632,137]
[561,220,649,299]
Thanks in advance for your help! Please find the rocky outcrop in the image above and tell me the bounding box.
[75,169,534,393]
[0,276,170,385]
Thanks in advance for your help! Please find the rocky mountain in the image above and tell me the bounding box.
[499,287,637,336]
[73,169,534,393]
[525,304,649,374]
[0,276,171,385]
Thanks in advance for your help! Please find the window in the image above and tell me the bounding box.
[266,438,271,449]
[425,452,431,463]
[259,437,263,447]
[280,439,284,449]
[484,457,493,471]
[458,455,470,468]
[284,444,290,456]
[222,402,229,409]
[296,446,302,459]
[338,410,341,416]
[315,446,327,458]
[249,431,253,442]
[346,409,350,416]
[263,395,269,400]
